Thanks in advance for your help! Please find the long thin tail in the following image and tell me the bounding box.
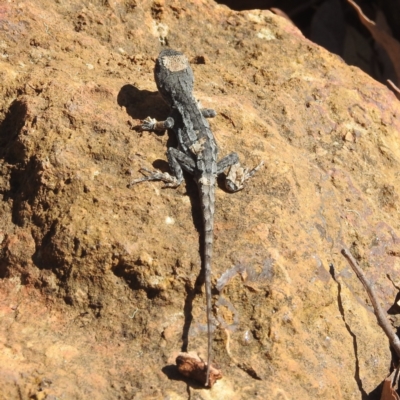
[200,179,215,387]
[204,229,213,386]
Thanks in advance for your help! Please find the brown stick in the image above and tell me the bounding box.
[341,247,400,359]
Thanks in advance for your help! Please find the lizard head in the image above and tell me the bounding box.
[154,49,194,106]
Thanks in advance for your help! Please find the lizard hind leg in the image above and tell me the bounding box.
[129,167,181,188]
[129,147,196,188]
[225,161,264,192]
[217,153,264,192]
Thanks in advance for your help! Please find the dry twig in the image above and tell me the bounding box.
[341,247,400,358]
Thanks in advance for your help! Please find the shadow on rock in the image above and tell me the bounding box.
[0,98,41,227]
[117,84,168,123]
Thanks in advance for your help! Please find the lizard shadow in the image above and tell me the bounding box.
[118,83,179,173]
[117,83,179,158]
[117,84,169,126]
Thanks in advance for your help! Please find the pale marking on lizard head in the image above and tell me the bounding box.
[162,54,189,72]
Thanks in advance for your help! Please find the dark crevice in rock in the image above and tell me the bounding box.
[329,263,368,400]
[112,260,162,299]
[236,362,263,380]
[0,99,29,165]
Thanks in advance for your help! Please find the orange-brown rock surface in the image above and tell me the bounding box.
[1,1,400,399]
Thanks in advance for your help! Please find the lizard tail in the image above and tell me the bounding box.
[200,181,215,387]
[205,227,213,386]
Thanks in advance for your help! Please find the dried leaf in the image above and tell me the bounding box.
[347,0,400,87]
[176,352,222,388]
[380,368,400,400]
[387,80,400,101]
[270,8,292,23]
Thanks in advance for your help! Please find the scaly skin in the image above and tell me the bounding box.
[131,49,263,387]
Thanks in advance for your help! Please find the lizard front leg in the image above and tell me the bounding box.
[136,116,175,132]
[131,115,181,187]
[130,147,196,188]
[201,108,216,118]
[196,99,216,119]
[217,153,264,192]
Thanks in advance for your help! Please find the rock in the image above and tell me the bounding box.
[1,0,400,399]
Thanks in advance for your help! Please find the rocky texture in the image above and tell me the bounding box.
[1,0,400,399]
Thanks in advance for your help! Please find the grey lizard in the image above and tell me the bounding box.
[130,49,263,387]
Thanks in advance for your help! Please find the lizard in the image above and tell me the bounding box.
[130,48,263,387]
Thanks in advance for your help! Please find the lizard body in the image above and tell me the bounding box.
[131,49,263,387]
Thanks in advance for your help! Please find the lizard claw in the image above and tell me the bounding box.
[134,117,157,132]
[225,161,264,192]
[129,168,181,188]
